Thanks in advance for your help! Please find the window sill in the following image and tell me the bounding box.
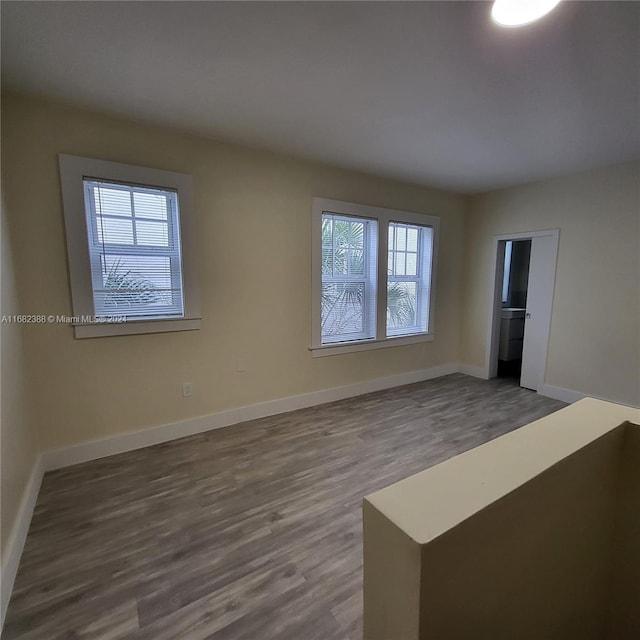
[73,317,202,339]
[310,333,434,357]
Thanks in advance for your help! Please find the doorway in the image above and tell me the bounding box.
[487,230,559,392]
[497,239,530,380]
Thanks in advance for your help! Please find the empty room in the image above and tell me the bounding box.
[1,1,639,639]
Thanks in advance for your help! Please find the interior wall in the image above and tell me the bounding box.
[1,91,466,451]
[417,429,624,640]
[461,160,640,406]
[0,195,39,562]
[605,423,640,636]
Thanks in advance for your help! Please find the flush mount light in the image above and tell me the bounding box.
[491,0,562,27]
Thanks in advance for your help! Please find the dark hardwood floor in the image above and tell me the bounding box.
[3,374,566,640]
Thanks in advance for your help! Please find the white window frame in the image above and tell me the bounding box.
[311,198,439,357]
[59,155,201,338]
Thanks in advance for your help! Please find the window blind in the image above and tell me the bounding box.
[83,179,185,319]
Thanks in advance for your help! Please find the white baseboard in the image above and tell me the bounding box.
[537,384,585,404]
[1,456,44,630]
[538,383,640,409]
[42,362,459,471]
[457,363,489,379]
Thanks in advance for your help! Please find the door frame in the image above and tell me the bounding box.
[486,229,560,382]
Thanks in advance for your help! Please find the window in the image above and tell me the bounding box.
[387,222,433,337]
[85,180,184,319]
[312,198,438,355]
[59,155,200,338]
[321,213,378,344]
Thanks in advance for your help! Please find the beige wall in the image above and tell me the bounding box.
[3,90,638,456]
[1,92,466,451]
[416,430,622,639]
[0,196,39,562]
[461,161,640,406]
[605,423,640,636]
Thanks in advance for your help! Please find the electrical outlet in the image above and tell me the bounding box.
[236,358,248,372]
[182,382,193,397]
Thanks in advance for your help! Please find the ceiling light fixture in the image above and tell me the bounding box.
[491,0,562,27]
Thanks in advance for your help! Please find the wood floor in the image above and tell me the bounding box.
[3,374,566,640]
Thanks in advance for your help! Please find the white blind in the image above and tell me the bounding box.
[83,179,185,319]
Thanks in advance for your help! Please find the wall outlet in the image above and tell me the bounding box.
[236,358,248,372]
[182,382,193,397]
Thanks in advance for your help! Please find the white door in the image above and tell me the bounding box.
[520,234,559,391]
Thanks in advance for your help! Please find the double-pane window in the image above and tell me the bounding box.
[313,198,438,354]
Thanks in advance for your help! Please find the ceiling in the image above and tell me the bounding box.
[2,1,639,193]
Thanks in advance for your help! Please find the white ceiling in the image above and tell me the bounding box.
[2,1,639,193]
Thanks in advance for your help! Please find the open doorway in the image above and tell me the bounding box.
[487,230,559,392]
[497,239,531,380]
